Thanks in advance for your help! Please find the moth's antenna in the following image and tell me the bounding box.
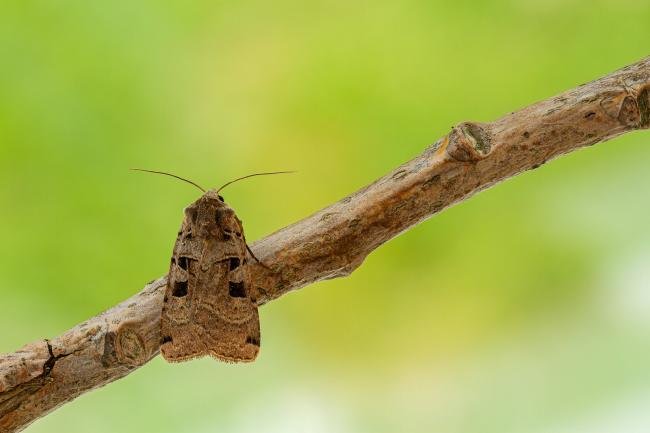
[131,168,206,193]
[217,171,295,193]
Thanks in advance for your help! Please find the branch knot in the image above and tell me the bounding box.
[446,122,492,162]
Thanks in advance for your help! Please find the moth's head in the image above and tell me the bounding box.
[204,189,226,205]
[190,191,230,222]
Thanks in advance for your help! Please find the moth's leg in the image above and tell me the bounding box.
[236,218,270,269]
[245,243,270,269]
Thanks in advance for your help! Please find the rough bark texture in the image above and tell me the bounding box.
[2,56,650,433]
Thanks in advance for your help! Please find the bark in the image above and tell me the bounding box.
[2,56,650,433]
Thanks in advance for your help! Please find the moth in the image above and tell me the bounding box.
[133,169,290,363]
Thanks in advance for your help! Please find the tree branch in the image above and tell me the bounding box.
[2,56,649,433]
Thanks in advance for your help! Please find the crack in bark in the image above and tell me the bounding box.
[0,341,70,423]
[42,341,69,378]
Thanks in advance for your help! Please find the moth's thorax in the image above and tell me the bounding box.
[183,191,241,240]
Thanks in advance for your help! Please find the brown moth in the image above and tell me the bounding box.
[133,169,290,363]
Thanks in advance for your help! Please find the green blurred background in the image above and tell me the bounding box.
[2,1,650,432]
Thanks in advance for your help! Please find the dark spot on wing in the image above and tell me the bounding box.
[229,257,240,270]
[178,256,190,271]
[245,336,260,346]
[173,281,188,297]
[228,281,246,298]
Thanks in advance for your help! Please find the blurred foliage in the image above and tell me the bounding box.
[1,1,650,432]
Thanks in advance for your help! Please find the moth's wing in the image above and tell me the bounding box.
[195,236,260,363]
[160,215,208,362]
[207,310,260,363]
